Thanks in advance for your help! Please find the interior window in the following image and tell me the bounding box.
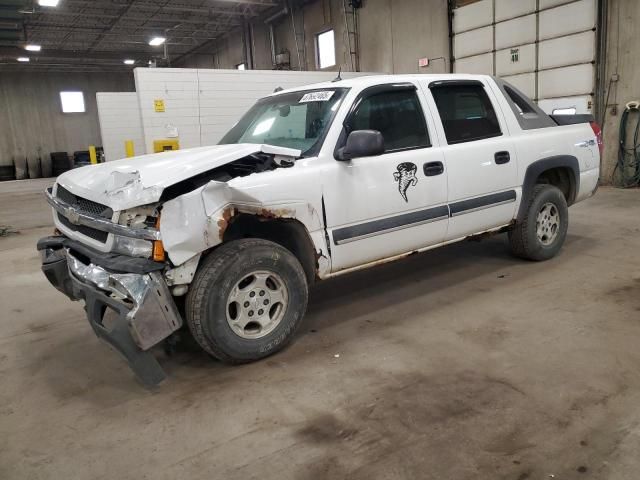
[347,89,430,151]
[430,84,501,144]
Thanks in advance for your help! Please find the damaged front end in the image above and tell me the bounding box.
[38,236,182,386]
[38,143,327,384]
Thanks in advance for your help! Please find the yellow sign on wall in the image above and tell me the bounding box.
[154,99,165,112]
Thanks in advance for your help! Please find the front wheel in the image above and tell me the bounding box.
[508,184,569,261]
[186,238,309,363]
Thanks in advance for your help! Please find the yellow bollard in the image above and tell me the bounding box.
[89,145,98,164]
[125,140,135,158]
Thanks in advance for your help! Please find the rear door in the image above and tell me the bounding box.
[422,79,518,241]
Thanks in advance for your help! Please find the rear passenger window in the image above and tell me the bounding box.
[430,84,501,144]
[348,89,430,152]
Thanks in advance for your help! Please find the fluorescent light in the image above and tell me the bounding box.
[124,59,135,65]
[17,57,30,62]
[38,0,59,6]
[149,37,166,46]
[25,44,41,52]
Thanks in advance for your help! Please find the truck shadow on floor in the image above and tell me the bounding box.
[30,232,597,397]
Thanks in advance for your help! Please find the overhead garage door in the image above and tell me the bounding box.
[452,0,597,115]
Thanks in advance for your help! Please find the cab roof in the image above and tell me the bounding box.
[270,73,496,97]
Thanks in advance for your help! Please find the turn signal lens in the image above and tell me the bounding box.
[153,240,165,262]
[153,216,165,262]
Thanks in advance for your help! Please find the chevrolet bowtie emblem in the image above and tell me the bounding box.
[66,208,80,225]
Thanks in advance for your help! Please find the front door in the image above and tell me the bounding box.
[323,83,449,272]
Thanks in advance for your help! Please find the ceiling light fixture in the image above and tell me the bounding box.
[38,0,60,7]
[25,44,41,52]
[17,57,30,62]
[124,59,135,65]
[148,37,166,46]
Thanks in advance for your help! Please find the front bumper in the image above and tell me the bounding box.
[38,236,182,386]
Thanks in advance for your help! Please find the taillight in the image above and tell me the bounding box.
[590,121,603,156]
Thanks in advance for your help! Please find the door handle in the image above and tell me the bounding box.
[423,161,444,176]
[495,151,510,164]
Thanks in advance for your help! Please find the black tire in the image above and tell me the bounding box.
[508,184,569,261]
[186,238,309,364]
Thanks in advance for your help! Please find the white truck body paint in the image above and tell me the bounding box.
[51,74,600,281]
[55,144,301,211]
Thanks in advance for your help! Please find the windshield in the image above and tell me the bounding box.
[219,88,348,157]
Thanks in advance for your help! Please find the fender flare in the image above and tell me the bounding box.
[517,155,580,222]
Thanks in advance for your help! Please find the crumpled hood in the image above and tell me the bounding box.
[55,143,301,211]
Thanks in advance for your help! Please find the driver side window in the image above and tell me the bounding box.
[347,89,431,152]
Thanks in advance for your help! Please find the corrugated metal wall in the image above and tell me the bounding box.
[0,72,134,167]
[453,0,597,114]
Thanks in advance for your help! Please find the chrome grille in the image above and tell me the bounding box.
[55,185,113,243]
[56,185,113,219]
[57,213,109,242]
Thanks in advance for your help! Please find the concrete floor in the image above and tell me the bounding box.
[1,179,640,480]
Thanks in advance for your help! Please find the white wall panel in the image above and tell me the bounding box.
[133,68,371,153]
[538,95,592,114]
[539,31,596,70]
[495,14,537,50]
[495,0,536,22]
[501,73,536,99]
[538,64,594,98]
[496,44,536,76]
[453,0,493,33]
[454,52,494,75]
[539,0,596,40]
[454,25,493,59]
[96,92,144,161]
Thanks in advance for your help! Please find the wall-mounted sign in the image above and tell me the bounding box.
[510,48,520,63]
[154,99,165,112]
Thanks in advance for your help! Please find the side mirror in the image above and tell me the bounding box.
[336,130,384,161]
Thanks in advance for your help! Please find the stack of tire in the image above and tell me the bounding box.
[51,152,72,177]
[14,156,28,180]
[0,165,15,182]
[73,150,91,168]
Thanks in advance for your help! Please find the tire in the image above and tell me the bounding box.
[186,238,309,364]
[508,184,568,261]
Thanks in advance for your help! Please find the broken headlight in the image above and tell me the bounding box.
[112,235,153,258]
[113,206,159,258]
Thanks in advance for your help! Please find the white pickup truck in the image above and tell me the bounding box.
[39,74,602,384]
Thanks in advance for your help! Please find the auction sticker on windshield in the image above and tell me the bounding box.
[299,91,335,103]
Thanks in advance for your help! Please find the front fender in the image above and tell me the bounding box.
[159,181,324,266]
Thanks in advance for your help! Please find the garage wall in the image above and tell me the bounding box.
[0,72,134,167]
[601,0,640,183]
[177,0,450,75]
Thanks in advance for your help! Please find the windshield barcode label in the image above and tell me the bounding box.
[300,91,335,103]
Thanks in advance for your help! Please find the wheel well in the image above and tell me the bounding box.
[535,167,576,205]
[221,213,319,284]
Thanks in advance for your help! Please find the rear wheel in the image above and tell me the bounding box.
[508,184,568,261]
[186,238,308,363]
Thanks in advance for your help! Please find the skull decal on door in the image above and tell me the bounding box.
[393,162,418,202]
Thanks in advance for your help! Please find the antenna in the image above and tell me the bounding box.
[332,66,343,83]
